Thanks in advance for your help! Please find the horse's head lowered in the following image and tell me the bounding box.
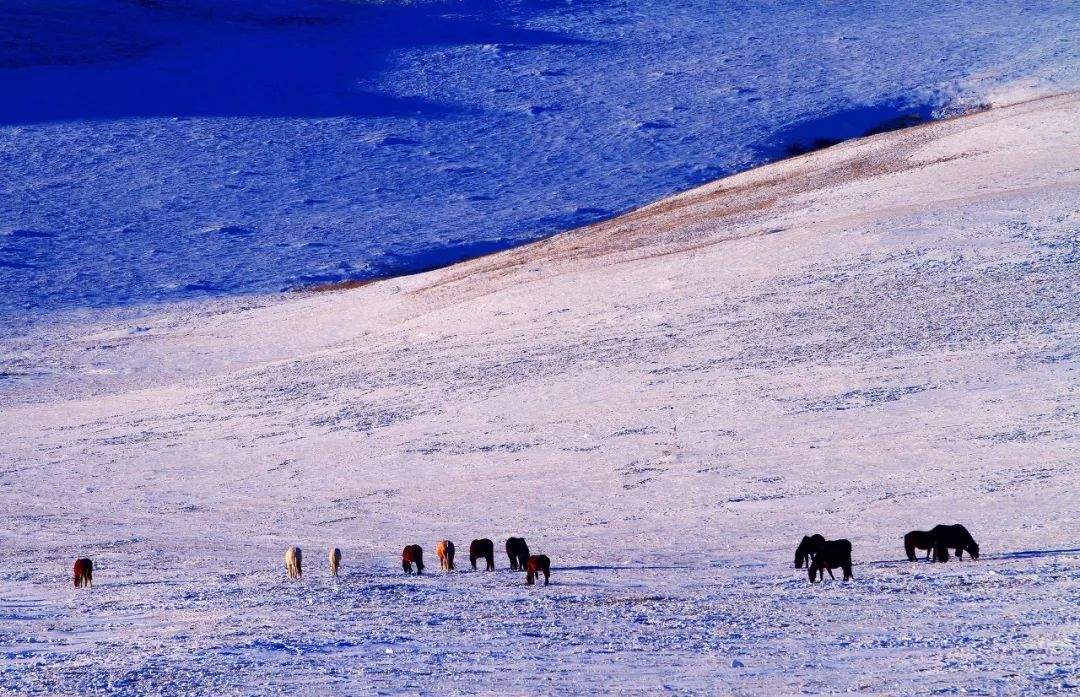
[795,534,824,568]
[795,537,809,568]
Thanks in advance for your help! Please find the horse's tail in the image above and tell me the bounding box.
[904,532,917,561]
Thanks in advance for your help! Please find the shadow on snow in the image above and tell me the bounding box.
[0,0,590,125]
[752,98,938,161]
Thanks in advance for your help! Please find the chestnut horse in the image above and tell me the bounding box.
[808,539,853,583]
[402,544,425,574]
[930,524,979,562]
[436,540,455,571]
[903,530,936,561]
[470,538,495,571]
[506,537,530,571]
[284,547,303,580]
[329,547,342,577]
[794,534,826,568]
[525,555,551,586]
[73,558,93,588]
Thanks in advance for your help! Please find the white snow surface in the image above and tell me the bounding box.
[1,0,1078,326]
[2,94,1079,694]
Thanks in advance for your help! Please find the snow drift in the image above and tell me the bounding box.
[1,0,1077,324]
[0,93,1077,693]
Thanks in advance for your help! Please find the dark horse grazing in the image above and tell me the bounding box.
[506,537,530,571]
[525,555,551,586]
[904,530,937,561]
[401,545,425,574]
[470,538,495,571]
[72,558,93,588]
[808,539,853,583]
[794,534,826,568]
[930,524,979,562]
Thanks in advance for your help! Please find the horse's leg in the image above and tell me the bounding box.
[956,548,963,561]
[826,567,835,580]
[843,564,852,581]
[543,570,550,586]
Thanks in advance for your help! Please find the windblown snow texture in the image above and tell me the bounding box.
[1,92,1077,694]
[0,0,1077,324]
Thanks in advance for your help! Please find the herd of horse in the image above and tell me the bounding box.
[278,537,552,587]
[68,524,981,588]
[795,523,980,582]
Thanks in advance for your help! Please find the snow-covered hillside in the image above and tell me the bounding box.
[1,93,1077,694]
[1,0,1077,325]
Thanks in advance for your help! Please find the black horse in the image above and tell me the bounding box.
[506,537,530,571]
[469,538,495,571]
[808,539,853,583]
[794,534,826,568]
[930,524,979,562]
[904,530,937,561]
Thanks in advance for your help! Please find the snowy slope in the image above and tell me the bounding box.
[1,0,1077,325]
[1,93,1078,694]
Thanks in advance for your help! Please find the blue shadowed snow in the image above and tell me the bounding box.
[0,0,1076,324]
[752,100,938,160]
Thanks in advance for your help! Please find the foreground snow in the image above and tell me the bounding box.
[3,555,1076,693]
[1,94,1078,693]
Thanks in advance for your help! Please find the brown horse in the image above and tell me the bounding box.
[73,558,93,588]
[506,537,530,571]
[402,544,425,574]
[930,524,979,562]
[435,540,455,571]
[808,539,853,583]
[285,546,303,580]
[525,555,551,586]
[904,530,937,561]
[470,538,494,571]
